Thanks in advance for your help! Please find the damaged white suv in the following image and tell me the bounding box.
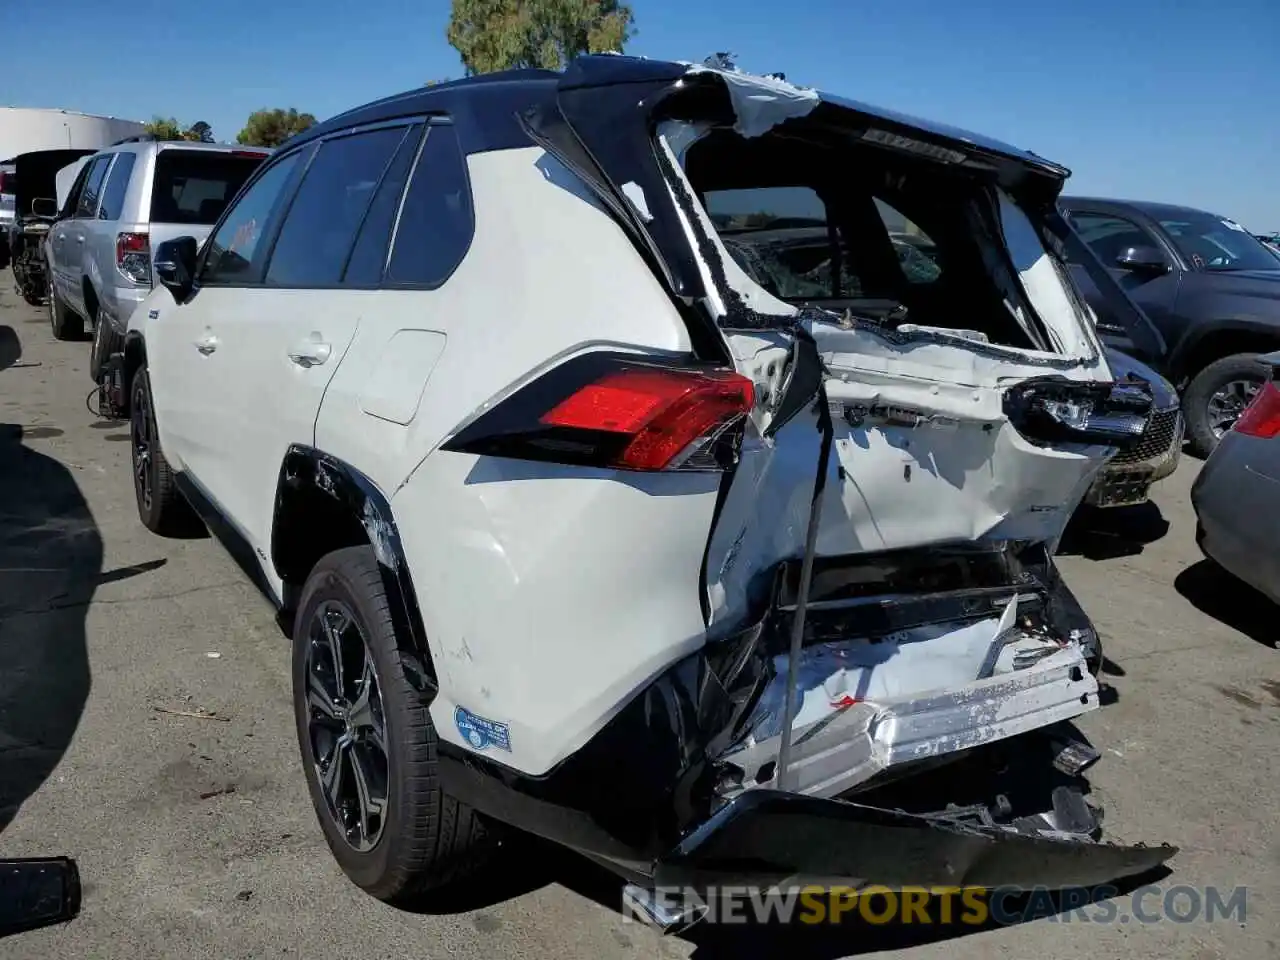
[122,56,1175,915]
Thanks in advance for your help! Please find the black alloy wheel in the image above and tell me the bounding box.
[303,599,390,853]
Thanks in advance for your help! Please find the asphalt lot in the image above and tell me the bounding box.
[1,285,1277,960]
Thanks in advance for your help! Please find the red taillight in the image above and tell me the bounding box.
[116,232,152,285]
[1232,381,1280,438]
[541,368,754,470]
[117,232,148,255]
[0,172,10,193]
[443,354,756,472]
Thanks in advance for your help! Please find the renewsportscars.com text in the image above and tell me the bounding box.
[622,885,1247,927]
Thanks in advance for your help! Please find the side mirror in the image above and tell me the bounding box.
[1115,245,1168,275]
[153,236,198,302]
[30,197,59,218]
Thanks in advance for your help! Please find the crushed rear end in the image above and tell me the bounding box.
[485,56,1176,907]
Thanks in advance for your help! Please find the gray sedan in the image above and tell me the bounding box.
[1192,351,1280,604]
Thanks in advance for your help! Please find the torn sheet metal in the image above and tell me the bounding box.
[719,598,1098,800]
[682,63,819,138]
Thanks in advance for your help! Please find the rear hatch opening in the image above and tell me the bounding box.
[523,57,1174,891]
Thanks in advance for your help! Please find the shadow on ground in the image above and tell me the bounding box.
[0,325,21,372]
[0,339,101,830]
[402,833,1170,958]
[1175,559,1277,649]
[1058,501,1170,561]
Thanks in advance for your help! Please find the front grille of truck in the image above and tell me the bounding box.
[1111,408,1182,465]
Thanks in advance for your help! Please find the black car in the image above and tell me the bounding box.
[1059,197,1280,455]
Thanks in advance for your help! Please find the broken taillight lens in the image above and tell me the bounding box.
[442,353,754,472]
[1003,377,1152,449]
[1232,381,1280,439]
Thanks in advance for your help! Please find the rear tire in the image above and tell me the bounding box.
[48,277,84,341]
[89,303,113,383]
[1183,353,1269,457]
[130,366,198,536]
[293,546,498,902]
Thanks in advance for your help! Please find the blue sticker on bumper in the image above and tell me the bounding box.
[454,706,511,752]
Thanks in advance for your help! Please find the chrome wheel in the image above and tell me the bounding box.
[130,376,152,513]
[1207,378,1262,439]
[304,600,388,852]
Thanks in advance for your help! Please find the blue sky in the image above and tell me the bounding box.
[7,0,1279,226]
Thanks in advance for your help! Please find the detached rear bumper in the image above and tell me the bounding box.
[653,788,1176,892]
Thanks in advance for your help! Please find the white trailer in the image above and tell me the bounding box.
[0,107,146,163]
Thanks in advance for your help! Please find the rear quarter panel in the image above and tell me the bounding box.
[314,146,721,776]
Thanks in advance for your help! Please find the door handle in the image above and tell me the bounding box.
[288,335,332,368]
[194,333,219,355]
[55,232,65,241]
[75,236,84,244]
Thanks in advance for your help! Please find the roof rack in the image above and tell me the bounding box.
[109,133,158,146]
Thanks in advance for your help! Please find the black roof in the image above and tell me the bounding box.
[1061,196,1223,220]
[285,56,1067,179]
[288,68,564,154]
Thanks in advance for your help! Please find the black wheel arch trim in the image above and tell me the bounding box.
[1168,320,1280,384]
[272,445,437,696]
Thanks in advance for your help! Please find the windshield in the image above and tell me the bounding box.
[1159,213,1280,272]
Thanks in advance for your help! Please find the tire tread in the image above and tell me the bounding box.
[296,547,495,902]
[1183,352,1268,457]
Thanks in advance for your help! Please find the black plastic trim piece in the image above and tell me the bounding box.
[652,788,1176,892]
[272,446,437,694]
[172,472,280,607]
[0,857,81,937]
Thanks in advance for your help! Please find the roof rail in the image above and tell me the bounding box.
[109,133,158,146]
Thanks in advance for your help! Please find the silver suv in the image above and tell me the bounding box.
[44,135,269,370]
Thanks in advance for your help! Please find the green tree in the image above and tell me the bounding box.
[446,0,634,75]
[143,117,217,142]
[144,116,185,141]
[236,108,317,148]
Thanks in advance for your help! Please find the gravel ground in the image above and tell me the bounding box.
[1,286,1276,959]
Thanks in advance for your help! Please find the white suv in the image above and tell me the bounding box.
[123,57,1174,915]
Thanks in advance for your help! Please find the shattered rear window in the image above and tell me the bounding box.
[672,120,1092,355]
[706,186,854,299]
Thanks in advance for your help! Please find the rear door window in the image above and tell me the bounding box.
[384,123,473,287]
[264,126,409,287]
[97,153,137,221]
[342,125,424,286]
[75,156,111,218]
[150,150,267,225]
